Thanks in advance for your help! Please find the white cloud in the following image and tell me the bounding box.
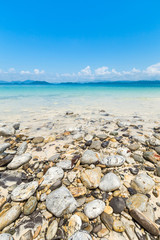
[8,68,16,73]
[78,66,92,76]
[145,63,160,75]
[34,69,45,74]
[131,67,140,73]
[95,66,110,76]
[20,70,31,74]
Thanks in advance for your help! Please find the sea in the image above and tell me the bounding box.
[1,81,160,121]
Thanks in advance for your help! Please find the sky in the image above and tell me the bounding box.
[0,0,160,82]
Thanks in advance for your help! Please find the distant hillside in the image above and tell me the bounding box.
[0,80,51,85]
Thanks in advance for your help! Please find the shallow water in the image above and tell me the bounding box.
[0,83,160,122]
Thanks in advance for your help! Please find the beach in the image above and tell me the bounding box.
[0,83,160,239]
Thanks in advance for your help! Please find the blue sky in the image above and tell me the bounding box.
[0,0,160,82]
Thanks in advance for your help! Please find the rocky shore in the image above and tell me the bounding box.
[0,110,160,240]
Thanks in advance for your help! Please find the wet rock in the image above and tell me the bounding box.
[11,181,38,201]
[80,150,100,164]
[127,187,137,195]
[90,140,101,150]
[129,167,139,175]
[126,193,148,212]
[68,230,92,240]
[0,205,21,231]
[85,140,92,147]
[99,172,121,192]
[46,220,58,240]
[0,155,14,167]
[131,173,155,194]
[19,230,33,240]
[17,142,28,155]
[13,122,20,130]
[0,127,15,137]
[109,197,126,213]
[0,234,14,240]
[0,143,10,153]
[100,212,113,230]
[7,153,32,169]
[33,136,44,144]
[23,196,37,215]
[128,143,140,151]
[81,167,101,189]
[155,146,160,154]
[143,151,160,163]
[84,200,105,219]
[46,186,77,217]
[101,141,109,148]
[100,155,125,167]
[41,167,64,186]
[130,208,159,236]
[68,215,82,237]
[56,160,73,169]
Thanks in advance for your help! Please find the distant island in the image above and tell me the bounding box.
[1,80,160,86]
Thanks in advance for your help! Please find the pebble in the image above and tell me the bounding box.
[104,206,113,215]
[81,150,100,164]
[69,186,87,197]
[132,154,144,163]
[90,140,101,150]
[41,167,64,186]
[113,220,125,232]
[23,196,37,215]
[0,234,13,240]
[84,200,105,219]
[68,230,92,240]
[46,220,58,240]
[156,166,160,177]
[131,173,155,194]
[81,167,101,189]
[0,205,21,231]
[68,215,82,237]
[56,160,73,169]
[117,147,131,157]
[75,212,89,223]
[109,197,126,213]
[33,136,44,144]
[128,143,140,151]
[100,155,125,167]
[7,153,32,169]
[130,208,159,236]
[0,155,14,167]
[19,230,33,240]
[0,143,10,153]
[126,193,148,212]
[155,146,160,154]
[0,127,15,137]
[99,172,121,192]
[17,142,28,155]
[143,151,160,163]
[100,212,113,230]
[11,181,38,201]
[46,186,77,217]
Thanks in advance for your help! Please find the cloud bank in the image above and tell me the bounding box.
[1,63,160,82]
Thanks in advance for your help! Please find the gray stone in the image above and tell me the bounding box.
[46,186,77,217]
[143,151,160,163]
[0,234,14,240]
[99,172,121,192]
[68,230,92,240]
[126,193,148,212]
[46,220,58,240]
[128,143,140,151]
[11,181,38,201]
[13,122,20,130]
[0,127,15,137]
[56,160,73,170]
[131,173,155,194]
[48,154,60,162]
[23,196,37,215]
[33,136,44,144]
[155,146,160,154]
[41,167,64,186]
[100,155,125,167]
[81,150,100,164]
[17,142,28,155]
[0,205,21,231]
[7,153,32,169]
[0,143,10,153]
[132,154,144,163]
[90,140,101,150]
[84,200,105,219]
[0,155,14,167]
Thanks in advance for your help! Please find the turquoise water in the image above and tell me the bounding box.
[1,82,160,120]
